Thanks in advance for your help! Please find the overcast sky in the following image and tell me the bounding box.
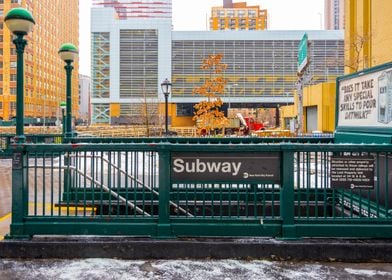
[79,0,324,75]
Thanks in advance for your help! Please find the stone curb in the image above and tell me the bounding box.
[0,238,391,262]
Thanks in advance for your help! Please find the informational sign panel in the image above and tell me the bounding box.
[171,152,280,183]
[297,33,308,73]
[12,152,22,170]
[330,156,375,189]
[337,66,392,128]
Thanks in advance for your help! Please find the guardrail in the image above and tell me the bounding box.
[71,135,334,144]
[7,141,392,239]
[0,134,63,157]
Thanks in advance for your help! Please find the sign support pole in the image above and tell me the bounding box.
[296,33,311,135]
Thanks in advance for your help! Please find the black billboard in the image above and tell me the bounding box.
[331,156,375,189]
[171,152,280,183]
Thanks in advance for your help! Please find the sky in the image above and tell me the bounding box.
[79,0,324,75]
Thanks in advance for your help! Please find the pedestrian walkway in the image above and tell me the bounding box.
[0,213,11,240]
[1,258,392,280]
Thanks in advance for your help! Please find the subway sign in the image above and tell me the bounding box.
[171,152,280,183]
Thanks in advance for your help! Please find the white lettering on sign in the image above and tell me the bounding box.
[173,158,242,176]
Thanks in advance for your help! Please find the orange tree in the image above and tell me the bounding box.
[193,54,229,135]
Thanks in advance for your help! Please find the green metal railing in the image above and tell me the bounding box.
[7,140,392,239]
[0,134,63,157]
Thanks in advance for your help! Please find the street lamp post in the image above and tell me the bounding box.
[4,8,35,144]
[226,83,238,113]
[58,43,78,141]
[60,101,66,138]
[160,78,172,136]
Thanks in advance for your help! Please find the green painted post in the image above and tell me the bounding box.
[14,34,27,144]
[4,8,35,143]
[62,109,66,142]
[8,148,30,239]
[65,61,73,139]
[156,149,173,238]
[280,147,297,239]
[59,43,78,142]
[62,151,74,219]
[60,101,66,142]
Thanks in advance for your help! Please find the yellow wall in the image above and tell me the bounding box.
[280,82,336,133]
[169,104,195,127]
[345,0,392,73]
[172,115,194,127]
[303,83,336,132]
[110,103,120,117]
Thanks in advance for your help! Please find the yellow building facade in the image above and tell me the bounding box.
[283,1,392,133]
[280,82,336,133]
[0,0,79,123]
[345,0,392,73]
[210,2,267,31]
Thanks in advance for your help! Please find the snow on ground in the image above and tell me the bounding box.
[0,259,392,280]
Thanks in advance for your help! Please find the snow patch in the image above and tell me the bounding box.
[344,268,392,277]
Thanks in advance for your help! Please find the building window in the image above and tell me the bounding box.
[92,32,110,99]
[10,87,16,95]
[0,88,2,95]
[176,104,194,116]
[11,0,20,3]
[119,29,158,98]
[10,74,16,81]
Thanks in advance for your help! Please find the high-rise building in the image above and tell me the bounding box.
[78,74,91,125]
[324,0,344,30]
[210,1,267,31]
[92,0,172,19]
[0,0,79,124]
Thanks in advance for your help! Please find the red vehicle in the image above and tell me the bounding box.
[225,113,265,135]
[243,116,265,132]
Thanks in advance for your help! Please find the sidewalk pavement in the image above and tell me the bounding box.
[0,213,11,241]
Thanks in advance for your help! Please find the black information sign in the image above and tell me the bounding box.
[12,152,22,170]
[331,156,375,189]
[171,152,280,183]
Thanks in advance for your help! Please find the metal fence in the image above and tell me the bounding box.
[8,140,392,239]
[0,134,63,157]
